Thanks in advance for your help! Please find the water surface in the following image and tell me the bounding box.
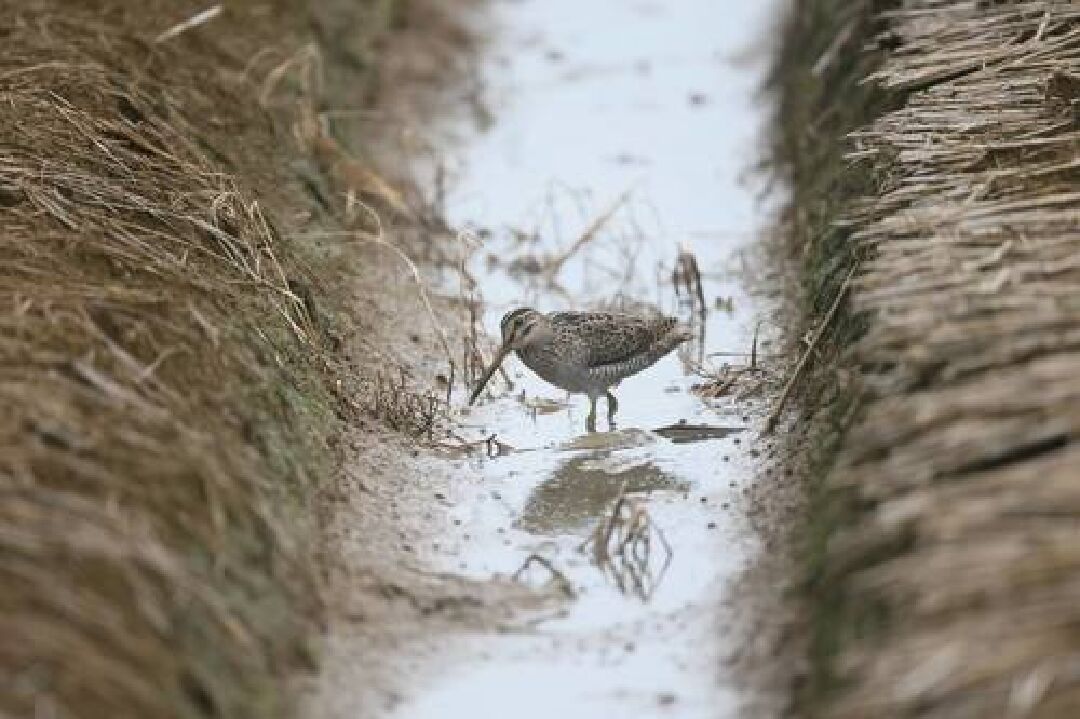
[399,0,783,715]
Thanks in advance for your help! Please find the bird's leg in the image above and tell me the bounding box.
[586,394,598,433]
[605,390,619,429]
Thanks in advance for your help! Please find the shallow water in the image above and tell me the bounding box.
[398,0,783,715]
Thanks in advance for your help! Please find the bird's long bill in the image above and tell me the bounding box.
[468,342,511,405]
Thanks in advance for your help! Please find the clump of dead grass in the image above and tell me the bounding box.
[367,369,442,438]
[0,3,352,717]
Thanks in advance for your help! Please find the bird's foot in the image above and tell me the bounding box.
[605,391,619,429]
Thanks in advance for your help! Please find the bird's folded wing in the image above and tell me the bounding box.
[550,312,668,368]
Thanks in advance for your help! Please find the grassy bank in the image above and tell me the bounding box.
[773,1,1080,716]
[767,0,900,705]
[0,1,415,716]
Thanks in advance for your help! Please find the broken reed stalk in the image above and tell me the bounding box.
[154,4,223,43]
[673,245,707,321]
[751,321,760,370]
[545,188,633,275]
[765,262,857,433]
[673,246,708,368]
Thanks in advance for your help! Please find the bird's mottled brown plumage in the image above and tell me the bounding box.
[472,307,692,431]
[517,311,687,392]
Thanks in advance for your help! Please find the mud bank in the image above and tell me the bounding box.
[0,2,467,717]
[774,1,1080,716]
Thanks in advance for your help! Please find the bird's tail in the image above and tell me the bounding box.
[651,317,694,357]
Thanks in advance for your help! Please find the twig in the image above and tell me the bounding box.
[432,431,514,458]
[765,262,857,433]
[259,44,322,106]
[545,188,632,274]
[445,361,455,405]
[154,5,223,44]
[751,321,760,370]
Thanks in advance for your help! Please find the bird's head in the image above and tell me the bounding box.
[468,307,550,405]
[499,307,552,350]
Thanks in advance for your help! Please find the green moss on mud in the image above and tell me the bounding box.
[767,0,904,705]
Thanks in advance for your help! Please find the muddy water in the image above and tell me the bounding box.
[403,1,782,716]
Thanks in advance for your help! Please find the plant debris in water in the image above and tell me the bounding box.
[581,488,674,602]
[653,423,744,444]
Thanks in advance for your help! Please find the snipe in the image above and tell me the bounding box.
[468,308,691,432]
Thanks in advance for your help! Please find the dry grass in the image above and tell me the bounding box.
[0,1,377,717]
[0,0,483,715]
[783,1,1080,716]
